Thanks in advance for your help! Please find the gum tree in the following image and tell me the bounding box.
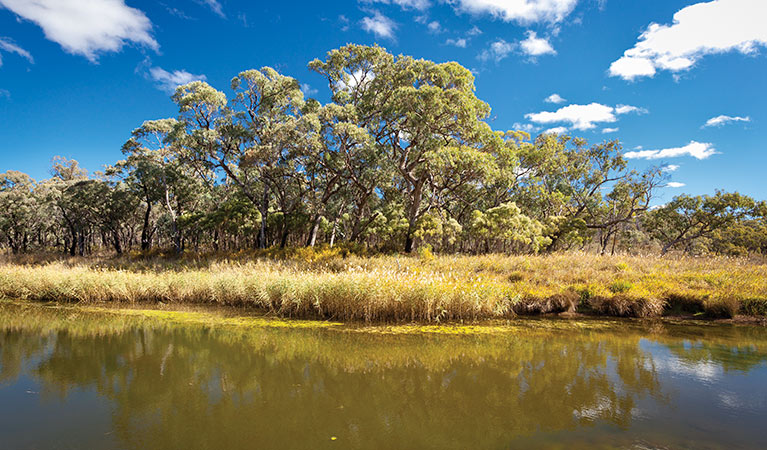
[311,44,498,252]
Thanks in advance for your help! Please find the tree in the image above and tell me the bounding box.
[644,191,759,255]
[468,202,550,254]
[510,134,661,251]
[310,44,498,252]
[0,171,37,254]
[118,118,200,254]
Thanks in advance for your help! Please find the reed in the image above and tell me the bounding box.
[1,251,765,322]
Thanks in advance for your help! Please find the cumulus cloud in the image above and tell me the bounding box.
[545,93,566,103]
[149,67,207,93]
[662,164,680,172]
[427,20,442,33]
[544,126,569,134]
[446,38,468,47]
[467,25,483,36]
[519,31,555,56]
[512,122,540,133]
[703,114,750,127]
[361,11,397,40]
[478,39,514,62]
[0,0,158,62]
[624,141,717,160]
[602,127,619,133]
[526,103,645,130]
[666,182,686,188]
[300,83,318,97]
[0,37,33,67]
[609,0,767,80]
[615,104,648,115]
[452,0,579,24]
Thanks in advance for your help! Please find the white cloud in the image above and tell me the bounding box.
[615,104,648,115]
[519,30,555,56]
[526,103,615,130]
[361,11,397,40]
[544,126,569,134]
[452,0,579,24]
[512,122,539,133]
[666,182,686,188]
[703,114,750,127]
[662,164,680,172]
[427,20,442,33]
[196,0,224,17]
[545,93,566,103]
[609,0,767,80]
[624,141,717,160]
[149,67,207,93]
[478,39,514,62]
[602,127,619,133]
[364,0,431,10]
[0,37,33,66]
[467,25,483,36]
[0,0,158,62]
[526,102,647,130]
[608,55,657,79]
[446,38,468,47]
[301,83,318,97]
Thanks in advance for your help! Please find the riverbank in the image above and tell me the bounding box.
[1,252,766,322]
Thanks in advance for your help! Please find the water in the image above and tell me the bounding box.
[1,302,766,449]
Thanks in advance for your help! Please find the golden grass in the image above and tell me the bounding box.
[1,251,766,322]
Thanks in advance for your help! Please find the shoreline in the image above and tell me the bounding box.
[3,299,767,335]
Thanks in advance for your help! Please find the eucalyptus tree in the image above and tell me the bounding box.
[644,191,761,255]
[511,134,661,251]
[311,44,499,252]
[47,157,92,255]
[0,171,37,253]
[117,118,201,254]
[231,67,319,248]
[171,71,315,249]
[468,202,550,254]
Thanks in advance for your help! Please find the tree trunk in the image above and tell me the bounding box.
[141,200,152,251]
[307,214,322,247]
[258,185,268,249]
[171,220,182,256]
[404,179,424,253]
[77,231,85,257]
[112,229,122,255]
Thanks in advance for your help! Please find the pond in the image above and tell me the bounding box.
[1,301,766,449]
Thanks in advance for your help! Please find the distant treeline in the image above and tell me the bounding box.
[1,45,765,257]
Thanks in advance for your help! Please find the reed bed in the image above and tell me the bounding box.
[1,252,766,322]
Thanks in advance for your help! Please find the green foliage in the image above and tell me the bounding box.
[644,191,763,255]
[0,45,764,258]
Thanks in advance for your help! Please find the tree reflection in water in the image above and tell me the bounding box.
[1,302,766,449]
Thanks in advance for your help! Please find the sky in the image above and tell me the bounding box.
[0,0,765,204]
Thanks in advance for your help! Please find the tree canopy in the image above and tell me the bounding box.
[1,45,764,257]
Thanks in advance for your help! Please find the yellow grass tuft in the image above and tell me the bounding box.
[0,252,765,322]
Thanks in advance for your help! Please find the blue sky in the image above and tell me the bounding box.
[0,0,765,203]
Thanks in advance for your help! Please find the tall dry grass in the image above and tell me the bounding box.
[1,251,765,322]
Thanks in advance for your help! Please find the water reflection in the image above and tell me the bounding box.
[1,303,766,449]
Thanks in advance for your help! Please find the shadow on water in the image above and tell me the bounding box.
[1,302,766,449]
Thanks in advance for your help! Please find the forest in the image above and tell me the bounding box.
[1,44,766,258]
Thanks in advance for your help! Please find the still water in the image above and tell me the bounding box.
[1,302,766,450]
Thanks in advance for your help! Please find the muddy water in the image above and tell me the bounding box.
[1,302,766,449]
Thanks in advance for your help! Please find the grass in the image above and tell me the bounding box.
[0,250,766,322]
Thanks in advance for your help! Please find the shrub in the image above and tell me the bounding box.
[609,280,634,294]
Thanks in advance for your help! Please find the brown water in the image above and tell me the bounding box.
[1,302,766,449]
